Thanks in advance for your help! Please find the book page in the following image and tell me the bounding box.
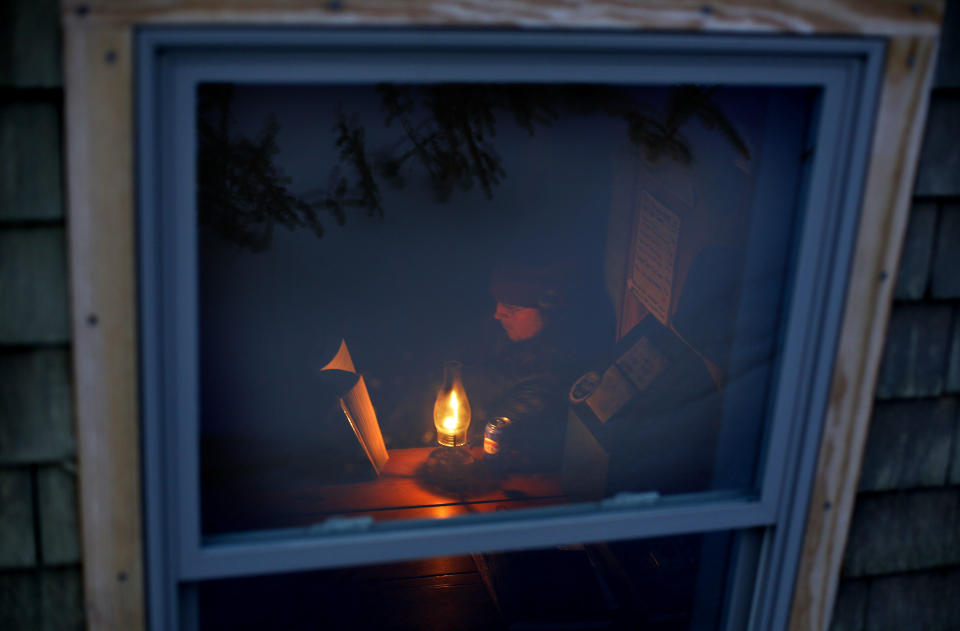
[321,338,357,373]
[626,191,680,326]
[585,365,637,423]
[581,335,669,423]
[319,338,389,475]
[340,376,389,474]
[615,336,668,392]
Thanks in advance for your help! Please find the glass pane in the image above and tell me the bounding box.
[198,83,817,536]
[194,530,754,630]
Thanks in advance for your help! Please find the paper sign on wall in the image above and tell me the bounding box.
[627,191,680,326]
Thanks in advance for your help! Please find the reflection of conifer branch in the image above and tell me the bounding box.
[199,83,750,251]
[354,84,747,211]
[333,112,383,218]
[691,88,751,161]
[197,85,327,252]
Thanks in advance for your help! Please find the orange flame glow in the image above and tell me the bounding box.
[441,390,460,432]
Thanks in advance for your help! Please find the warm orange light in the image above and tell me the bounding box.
[434,361,471,446]
[441,390,460,432]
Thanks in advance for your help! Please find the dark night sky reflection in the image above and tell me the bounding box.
[200,84,634,448]
[198,83,815,492]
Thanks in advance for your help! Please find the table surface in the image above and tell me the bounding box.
[204,446,565,535]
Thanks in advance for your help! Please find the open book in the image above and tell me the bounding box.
[320,339,389,476]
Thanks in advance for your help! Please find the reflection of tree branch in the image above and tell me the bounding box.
[399,117,441,183]
[333,112,383,219]
[198,83,750,252]
[197,85,329,252]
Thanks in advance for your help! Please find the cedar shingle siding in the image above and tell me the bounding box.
[0,1,957,629]
[0,1,83,629]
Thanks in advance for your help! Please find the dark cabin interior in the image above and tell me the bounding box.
[194,82,814,629]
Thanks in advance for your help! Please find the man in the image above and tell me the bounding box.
[471,260,613,470]
[494,302,544,343]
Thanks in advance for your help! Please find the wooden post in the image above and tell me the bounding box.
[62,16,145,631]
[786,34,941,631]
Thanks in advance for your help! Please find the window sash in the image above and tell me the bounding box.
[187,497,773,579]
[136,28,884,631]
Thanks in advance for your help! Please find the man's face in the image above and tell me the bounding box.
[494,302,544,342]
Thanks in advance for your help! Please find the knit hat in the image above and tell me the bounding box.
[490,260,568,309]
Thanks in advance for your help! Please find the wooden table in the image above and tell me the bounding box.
[199,448,676,630]
[203,447,565,535]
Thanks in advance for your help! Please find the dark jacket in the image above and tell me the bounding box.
[467,321,595,471]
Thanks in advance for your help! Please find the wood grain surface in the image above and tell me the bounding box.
[204,447,565,533]
[60,0,941,36]
[62,20,145,631]
[786,34,941,631]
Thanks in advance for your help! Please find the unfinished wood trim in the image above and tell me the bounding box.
[61,0,942,36]
[786,34,941,631]
[63,19,146,631]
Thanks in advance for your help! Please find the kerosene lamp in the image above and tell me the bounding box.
[434,360,471,446]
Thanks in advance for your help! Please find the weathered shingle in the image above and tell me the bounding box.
[893,201,936,300]
[828,579,868,631]
[0,568,83,631]
[0,571,40,630]
[950,403,960,486]
[864,567,960,631]
[0,470,36,568]
[842,488,960,577]
[0,228,69,344]
[947,308,960,394]
[37,466,79,565]
[930,203,960,299]
[933,0,960,89]
[38,567,84,631]
[914,95,960,196]
[858,398,955,491]
[0,349,74,465]
[0,103,62,223]
[0,0,61,88]
[875,304,952,399]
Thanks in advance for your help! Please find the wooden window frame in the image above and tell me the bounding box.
[61,2,944,630]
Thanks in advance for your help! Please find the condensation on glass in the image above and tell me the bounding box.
[197,83,817,537]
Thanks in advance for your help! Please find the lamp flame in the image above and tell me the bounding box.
[442,390,460,432]
[434,361,471,447]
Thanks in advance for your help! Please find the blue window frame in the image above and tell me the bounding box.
[136,28,884,631]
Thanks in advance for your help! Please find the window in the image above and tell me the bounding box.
[137,29,884,631]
